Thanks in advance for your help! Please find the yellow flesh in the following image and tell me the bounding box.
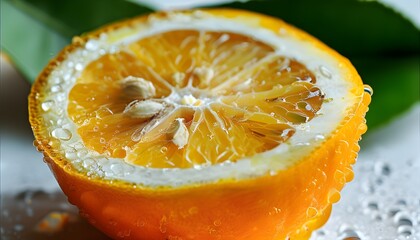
[68,30,324,168]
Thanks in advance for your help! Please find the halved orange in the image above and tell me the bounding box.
[29,9,371,240]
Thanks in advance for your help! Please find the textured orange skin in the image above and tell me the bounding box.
[29,9,371,240]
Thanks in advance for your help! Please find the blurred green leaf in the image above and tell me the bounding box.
[353,57,419,128]
[1,0,152,81]
[213,0,420,128]
[215,0,419,57]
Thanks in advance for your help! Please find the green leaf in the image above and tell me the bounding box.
[1,0,68,81]
[353,57,420,128]
[215,0,419,57]
[212,0,419,129]
[1,0,153,81]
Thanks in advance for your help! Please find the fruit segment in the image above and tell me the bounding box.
[68,30,324,168]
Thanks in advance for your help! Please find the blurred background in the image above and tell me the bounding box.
[1,0,419,239]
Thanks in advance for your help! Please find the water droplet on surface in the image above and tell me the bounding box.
[51,128,72,141]
[338,225,360,240]
[374,161,391,176]
[397,225,413,236]
[394,212,413,227]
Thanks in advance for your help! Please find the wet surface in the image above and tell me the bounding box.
[1,191,110,240]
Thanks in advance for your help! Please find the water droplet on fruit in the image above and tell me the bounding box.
[306,207,318,218]
[77,149,88,158]
[41,100,54,111]
[334,170,346,184]
[110,163,124,176]
[160,147,168,153]
[83,158,95,168]
[65,149,78,160]
[363,85,373,95]
[51,128,72,141]
[85,40,99,50]
[319,65,332,79]
[51,85,62,93]
[75,63,83,71]
[328,189,341,203]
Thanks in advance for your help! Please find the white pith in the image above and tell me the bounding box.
[39,11,358,187]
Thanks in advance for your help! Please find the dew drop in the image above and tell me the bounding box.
[374,161,391,176]
[51,128,72,141]
[334,170,346,184]
[306,207,318,218]
[85,40,99,50]
[110,163,124,176]
[365,200,379,211]
[51,85,62,93]
[338,225,360,240]
[65,149,78,160]
[363,84,373,95]
[397,225,413,237]
[328,189,341,203]
[387,206,401,218]
[77,149,88,158]
[394,212,413,227]
[160,147,168,153]
[213,220,222,226]
[41,100,54,112]
[75,63,83,71]
[319,65,332,79]
[82,158,95,168]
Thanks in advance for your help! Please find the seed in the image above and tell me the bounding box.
[123,100,164,119]
[168,118,189,149]
[120,76,156,99]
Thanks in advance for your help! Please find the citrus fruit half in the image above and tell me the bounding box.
[29,9,371,240]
